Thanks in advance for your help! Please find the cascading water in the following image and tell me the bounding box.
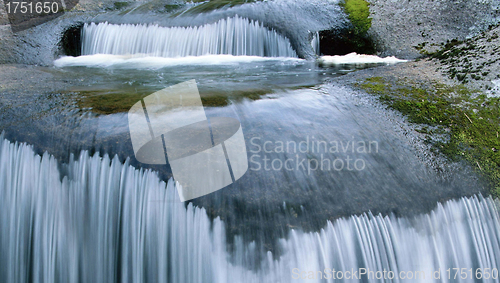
[311,31,320,56]
[1,136,500,282]
[81,16,298,58]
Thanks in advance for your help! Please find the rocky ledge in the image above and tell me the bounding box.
[340,24,500,196]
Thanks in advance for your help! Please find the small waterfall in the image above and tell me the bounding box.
[1,136,500,282]
[81,17,298,58]
[0,135,248,283]
[272,196,500,282]
[311,31,320,56]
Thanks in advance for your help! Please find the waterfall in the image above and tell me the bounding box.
[311,31,320,56]
[1,135,500,282]
[81,17,298,58]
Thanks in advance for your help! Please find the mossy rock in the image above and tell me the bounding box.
[358,77,500,197]
[341,0,372,35]
[318,0,374,55]
[113,2,130,10]
[73,87,270,115]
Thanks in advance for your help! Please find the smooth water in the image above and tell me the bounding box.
[0,136,499,282]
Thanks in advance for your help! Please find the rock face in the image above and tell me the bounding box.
[0,0,113,65]
[430,25,500,95]
[367,0,500,59]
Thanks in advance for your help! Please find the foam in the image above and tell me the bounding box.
[54,54,303,69]
[318,52,408,65]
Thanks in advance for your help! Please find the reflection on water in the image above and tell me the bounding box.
[55,56,388,112]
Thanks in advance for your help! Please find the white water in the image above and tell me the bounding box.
[54,54,302,69]
[81,17,298,58]
[318,52,408,65]
[1,136,500,282]
[311,32,320,56]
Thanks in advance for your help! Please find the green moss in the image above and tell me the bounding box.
[341,0,372,35]
[359,80,386,93]
[112,1,130,10]
[74,89,149,115]
[365,76,384,83]
[200,96,229,107]
[428,26,500,81]
[73,87,270,115]
[164,4,183,12]
[327,0,374,54]
[413,42,442,56]
[200,88,269,106]
[358,77,500,196]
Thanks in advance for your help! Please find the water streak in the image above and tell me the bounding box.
[81,17,298,58]
[311,31,320,56]
[1,136,499,282]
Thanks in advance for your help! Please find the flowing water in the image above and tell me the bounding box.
[0,136,499,282]
[81,17,297,58]
[1,1,499,282]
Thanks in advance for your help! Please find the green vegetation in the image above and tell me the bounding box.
[111,1,130,10]
[341,0,372,35]
[73,88,270,115]
[323,0,374,55]
[358,77,500,196]
[164,4,183,13]
[413,41,442,56]
[75,89,150,115]
[415,25,500,84]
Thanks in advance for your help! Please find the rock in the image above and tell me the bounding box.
[367,0,500,59]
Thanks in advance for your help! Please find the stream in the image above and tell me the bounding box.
[0,4,498,283]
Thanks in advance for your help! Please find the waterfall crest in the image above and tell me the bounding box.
[81,17,298,58]
[1,136,500,282]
